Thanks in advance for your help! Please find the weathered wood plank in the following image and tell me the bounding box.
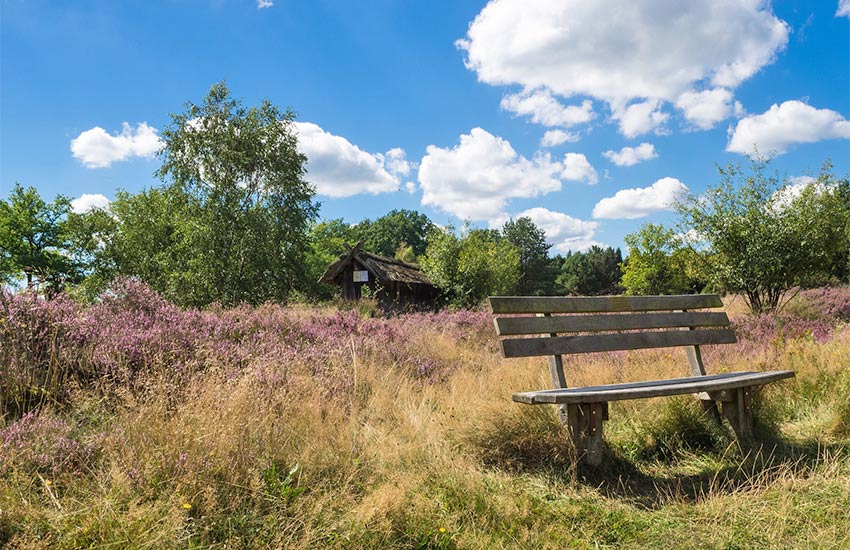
[539,313,569,423]
[489,294,723,314]
[500,328,737,358]
[494,311,730,336]
[512,370,794,404]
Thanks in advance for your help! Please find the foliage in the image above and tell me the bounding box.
[677,158,849,313]
[356,209,435,259]
[0,184,78,294]
[63,205,119,299]
[420,226,520,308]
[557,246,623,296]
[393,242,417,263]
[100,82,319,307]
[502,216,556,295]
[621,223,694,296]
[303,218,359,300]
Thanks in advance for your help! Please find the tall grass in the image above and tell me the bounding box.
[2,282,850,548]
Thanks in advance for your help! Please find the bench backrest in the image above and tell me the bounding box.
[489,294,735,389]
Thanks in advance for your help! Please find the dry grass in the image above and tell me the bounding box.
[2,290,850,548]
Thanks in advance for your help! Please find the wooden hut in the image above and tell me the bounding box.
[319,242,437,309]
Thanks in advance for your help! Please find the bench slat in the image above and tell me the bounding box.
[500,328,736,358]
[489,294,723,314]
[512,370,795,404]
[494,311,729,336]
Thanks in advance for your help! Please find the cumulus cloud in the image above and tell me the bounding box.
[458,0,788,136]
[727,100,850,155]
[384,147,412,177]
[294,122,408,198]
[611,100,669,138]
[561,153,598,184]
[500,89,594,127]
[70,193,110,214]
[516,207,601,253]
[418,127,564,221]
[676,88,742,129]
[772,178,829,210]
[838,1,850,18]
[592,177,688,219]
[257,0,273,9]
[789,175,816,186]
[540,129,579,147]
[70,122,162,168]
[602,143,658,167]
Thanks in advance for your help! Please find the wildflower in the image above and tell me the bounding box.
[44,480,52,486]
[182,503,192,510]
[439,527,446,533]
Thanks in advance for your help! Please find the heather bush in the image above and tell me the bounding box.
[0,290,88,417]
[1,279,491,419]
[0,410,99,477]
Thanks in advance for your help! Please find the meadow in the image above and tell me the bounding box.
[2,280,850,549]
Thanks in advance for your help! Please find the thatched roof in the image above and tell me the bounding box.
[318,243,433,286]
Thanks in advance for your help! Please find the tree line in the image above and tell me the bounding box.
[2,84,849,313]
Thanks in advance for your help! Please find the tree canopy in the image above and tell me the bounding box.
[0,184,78,294]
[502,216,556,295]
[103,82,319,307]
[557,246,623,296]
[677,158,849,313]
[356,209,435,259]
[420,226,520,308]
[621,223,693,296]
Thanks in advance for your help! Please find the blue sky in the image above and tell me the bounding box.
[2,0,849,253]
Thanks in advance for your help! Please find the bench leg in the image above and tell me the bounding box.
[698,398,723,425]
[567,402,608,466]
[718,387,754,447]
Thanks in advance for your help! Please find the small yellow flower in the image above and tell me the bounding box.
[44,480,52,486]
[439,527,446,533]
[182,503,192,510]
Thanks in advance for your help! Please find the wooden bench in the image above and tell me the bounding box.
[489,294,795,465]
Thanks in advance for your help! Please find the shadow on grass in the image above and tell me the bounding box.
[540,437,850,510]
[470,397,850,510]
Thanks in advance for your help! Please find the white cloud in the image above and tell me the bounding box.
[561,152,598,184]
[789,175,816,186]
[384,147,412,177]
[458,0,788,136]
[540,129,579,147]
[773,177,833,210]
[500,89,594,127]
[70,122,162,168]
[602,143,657,167]
[675,88,741,129]
[838,1,850,18]
[257,0,273,9]
[592,177,688,219]
[727,100,850,155]
[70,193,110,214]
[517,207,600,253]
[294,122,407,198]
[418,127,563,221]
[611,100,669,138]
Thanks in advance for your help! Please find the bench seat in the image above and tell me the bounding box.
[513,370,795,405]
